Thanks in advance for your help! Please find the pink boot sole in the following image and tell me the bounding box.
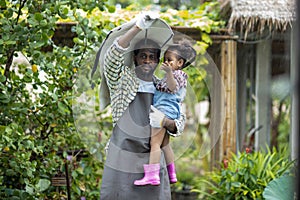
[134,180,160,186]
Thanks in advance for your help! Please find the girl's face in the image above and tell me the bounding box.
[163,50,184,70]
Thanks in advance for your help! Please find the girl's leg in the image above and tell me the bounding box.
[161,134,177,184]
[134,128,166,186]
[149,128,167,164]
[161,134,174,164]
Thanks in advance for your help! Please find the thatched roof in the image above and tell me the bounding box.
[228,0,296,36]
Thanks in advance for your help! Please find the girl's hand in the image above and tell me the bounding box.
[160,62,172,73]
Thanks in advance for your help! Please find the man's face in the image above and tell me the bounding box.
[134,49,159,80]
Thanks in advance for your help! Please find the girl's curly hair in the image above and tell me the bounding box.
[166,39,197,69]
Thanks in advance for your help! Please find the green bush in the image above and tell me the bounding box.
[193,147,296,200]
[0,0,110,199]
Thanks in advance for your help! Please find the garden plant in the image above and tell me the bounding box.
[193,146,296,200]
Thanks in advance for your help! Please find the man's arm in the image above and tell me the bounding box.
[162,117,176,132]
[118,25,141,48]
[163,113,185,136]
[103,23,141,90]
[150,105,185,136]
[118,12,158,48]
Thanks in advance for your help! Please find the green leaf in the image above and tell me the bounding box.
[263,175,295,200]
[231,182,241,188]
[4,8,13,18]
[52,93,58,101]
[25,185,34,195]
[36,179,51,192]
[0,0,6,7]
[4,40,16,45]
[201,33,212,45]
[0,93,10,103]
[23,73,32,83]
[40,19,48,26]
[6,169,16,176]
[34,13,43,22]
[58,101,68,113]
[62,7,69,15]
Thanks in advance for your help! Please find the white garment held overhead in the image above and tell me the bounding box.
[91,14,174,111]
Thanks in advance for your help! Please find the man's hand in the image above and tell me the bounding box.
[149,105,165,128]
[135,11,159,30]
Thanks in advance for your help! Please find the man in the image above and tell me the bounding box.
[99,13,185,200]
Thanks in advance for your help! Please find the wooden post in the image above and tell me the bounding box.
[255,39,272,150]
[65,162,71,200]
[290,22,298,160]
[220,40,237,159]
[207,44,225,169]
[236,45,249,151]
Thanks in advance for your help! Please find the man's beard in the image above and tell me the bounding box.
[135,64,157,81]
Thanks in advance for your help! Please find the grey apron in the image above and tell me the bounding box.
[100,92,171,200]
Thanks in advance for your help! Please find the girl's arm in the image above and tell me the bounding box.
[165,70,177,92]
[161,62,177,92]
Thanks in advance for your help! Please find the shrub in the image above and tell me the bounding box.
[193,147,296,200]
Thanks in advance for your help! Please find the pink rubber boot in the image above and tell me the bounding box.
[167,162,177,184]
[134,163,160,186]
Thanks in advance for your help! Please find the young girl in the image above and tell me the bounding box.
[134,39,196,186]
